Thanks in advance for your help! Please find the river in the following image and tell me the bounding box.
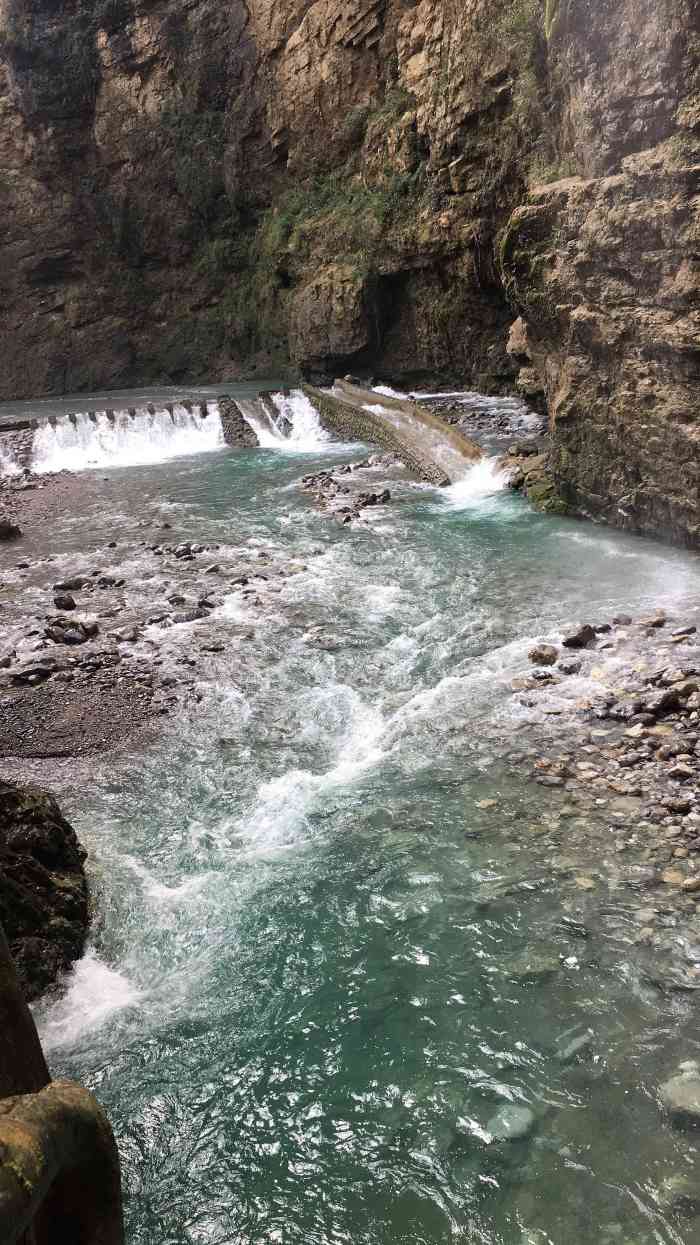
[4,389,700,1244]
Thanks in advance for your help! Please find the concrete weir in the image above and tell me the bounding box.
[304,380,482,485]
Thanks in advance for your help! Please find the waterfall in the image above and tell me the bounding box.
[238,390,331,452]
[441,457,510,510]
[234,399,285,448]
[30,403,225,474]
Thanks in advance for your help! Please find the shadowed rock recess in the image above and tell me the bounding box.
[0,0,698,543]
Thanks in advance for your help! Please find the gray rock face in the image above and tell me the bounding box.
[562,624,596,650]
[529,644,558,667]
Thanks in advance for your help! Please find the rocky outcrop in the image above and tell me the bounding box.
[0,922,124,1244]
[0,0,698,543]
[499,0,700,547]
[0,781,89,1000]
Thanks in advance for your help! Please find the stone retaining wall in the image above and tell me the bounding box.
[302,385,450,486]
[218,397,260,448]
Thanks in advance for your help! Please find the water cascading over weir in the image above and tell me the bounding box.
[0,385,483,481]
[30,401,226,473]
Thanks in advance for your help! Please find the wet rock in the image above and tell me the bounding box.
[613,614,632,626]
[0,779,89,1001]
[562,624,597,650]
[559,659,582,675]
[0,519,22,541]
[10,657,62,686]
[529,644,558,667]
[486,1104,536,1142]
[660,1071,700,1128]
[53,575,91,591]
[640,610,667,629]
[507,951,560,982]
[642,689,681,717]
[172,608,209,624]
[657,1173,700,1216]
[669,762,694,781]
[53,593,76,611]
[555,1029,594,1064]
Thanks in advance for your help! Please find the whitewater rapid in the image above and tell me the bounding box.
[26,389,333,474]
[236,390,332,453]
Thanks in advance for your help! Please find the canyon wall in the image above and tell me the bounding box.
[0,0,698,542]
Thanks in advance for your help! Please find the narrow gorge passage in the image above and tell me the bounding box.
[1,395,697,1244]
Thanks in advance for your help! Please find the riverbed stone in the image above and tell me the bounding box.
[486,1104,536,1141]
[53,593,76,611]
[507,951,560,982]
[0,780,89,1001]
[660,1072,700,1127]
[562,625,597,650]
[529,644,558,667]
[657,1173,700,1215]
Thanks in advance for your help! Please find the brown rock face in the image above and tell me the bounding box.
[0,0,524,395]
[0,0,698,544]
[500,0,700,547]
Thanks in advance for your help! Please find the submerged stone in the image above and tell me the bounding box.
[487,1104,536,1141]
[660,1072,700,1127]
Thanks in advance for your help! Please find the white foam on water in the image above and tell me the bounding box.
[373,384,409,400]
[36,950,141,1052]
[241,690,387,848]
[441,457,510,510]
[0,442,22,477]
[269,390,332,451]
[238,403,283,448]
[31,403,225,474]
[237,389,336,452]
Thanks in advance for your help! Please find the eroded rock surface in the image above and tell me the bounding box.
[0,780,89,1000]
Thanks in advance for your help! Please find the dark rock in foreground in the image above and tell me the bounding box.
[0,780,89,1001]
[0,519,22,541]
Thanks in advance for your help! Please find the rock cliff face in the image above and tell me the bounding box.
[0,780,89,1000]
[501,0,700,547]
[0,0,698,543]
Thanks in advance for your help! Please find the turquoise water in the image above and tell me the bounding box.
[9,435,700,1244]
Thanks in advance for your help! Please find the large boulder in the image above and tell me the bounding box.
[0,781,89,1001]
[290,264,374,370]
[660,1071,700,1129]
